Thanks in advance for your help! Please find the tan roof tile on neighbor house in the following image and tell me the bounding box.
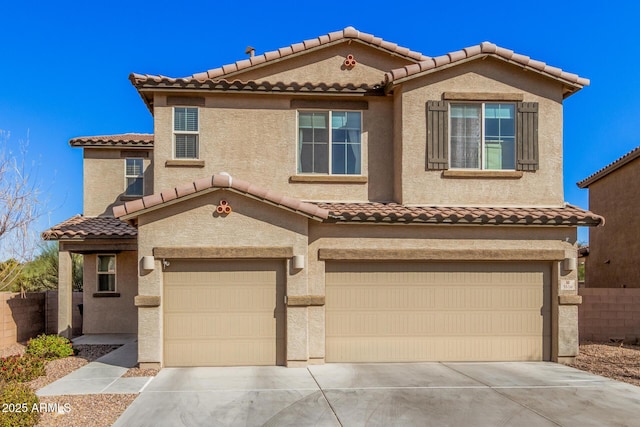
[384,41,590,91]
[577,146,640,188]
[112,173,330,221]
[315,202,603,226]
[69,133,153,147]
[41,215,137,240]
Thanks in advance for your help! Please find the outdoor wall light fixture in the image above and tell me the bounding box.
[142,256,155,270]
[292,255,305,270]
[563,257,577,272]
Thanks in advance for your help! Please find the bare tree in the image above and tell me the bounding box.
[0,130,42,294]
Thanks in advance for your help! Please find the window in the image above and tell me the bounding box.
[450,103,515,170]
[125,158,143,196]
[97,255,116,292]
[173,107,199,159]
[298,111,361,174]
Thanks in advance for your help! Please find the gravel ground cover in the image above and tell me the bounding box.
[571,342,640,387]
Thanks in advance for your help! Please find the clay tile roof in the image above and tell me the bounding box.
[41,215,138,240]
[128,75,384,95]
[314,202,603,226]
[384,41,589,95]
[69,133,154,148]
[577,146,640,188]
[112,173,330,221]
[183,26,428,81]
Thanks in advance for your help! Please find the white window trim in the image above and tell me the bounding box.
[448,102,516,171]
[172,107,200,159]
[296,110,363,175]
[124,158,144,197]
[96,254,117,293]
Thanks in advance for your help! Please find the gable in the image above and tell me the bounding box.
[229,41,415,86]
[136,190,308,249]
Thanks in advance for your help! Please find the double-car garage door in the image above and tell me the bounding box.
[326,262,551,362]
[163,259,550,366]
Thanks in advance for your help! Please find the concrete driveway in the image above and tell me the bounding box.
[113,362,640,426]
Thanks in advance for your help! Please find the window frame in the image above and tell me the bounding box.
[96,254,116,293]
[296,110,363,176]
[448,102,516,171]
[173,107,199,159]
[124,158,144,197]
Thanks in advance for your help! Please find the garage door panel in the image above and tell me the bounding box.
[327,336,544,362]
[163,260,285,367]
[326,262,550,362]
[164,339,279,366]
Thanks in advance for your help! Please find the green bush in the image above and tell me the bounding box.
[26,334,74,360]
[0,382,40,427]
[0,355,45,383]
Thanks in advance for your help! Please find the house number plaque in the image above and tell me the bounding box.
[560,280,576,291]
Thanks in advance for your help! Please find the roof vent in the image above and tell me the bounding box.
[245,46,255,58]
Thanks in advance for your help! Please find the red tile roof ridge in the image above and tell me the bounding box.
[577,145,640,188]
[69,133,154,147]
[112,173,330,221]
[180,27,429,81]
[384,41,589,89]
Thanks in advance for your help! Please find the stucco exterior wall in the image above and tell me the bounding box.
[84,149,152,216]
[230,42,411,85]
[153,95,394,202]
[82,251,138,334]
[135,191,311,366]
[586,157,640,287]
[398,58,565,206]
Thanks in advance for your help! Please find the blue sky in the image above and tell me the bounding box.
[1,1,638,247]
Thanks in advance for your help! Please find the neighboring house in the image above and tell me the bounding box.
[577,146,640,288]
[43,27,603,369]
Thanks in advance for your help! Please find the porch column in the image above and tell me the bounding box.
[58,249,73,338]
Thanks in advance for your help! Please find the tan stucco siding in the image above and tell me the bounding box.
[153,95,394,202]
[82,251,138,334]
[587,157,640,287]
[230,42,411,85]
[398,58,566,206]
[83,149,152,216]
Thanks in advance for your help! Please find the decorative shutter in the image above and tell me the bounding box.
[426,101,449,170]
[516,102,539,171]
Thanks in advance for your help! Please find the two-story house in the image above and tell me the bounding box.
[43,27,602,369]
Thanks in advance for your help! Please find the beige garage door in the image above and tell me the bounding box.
[326,262,550,362]
[164,260,285,367]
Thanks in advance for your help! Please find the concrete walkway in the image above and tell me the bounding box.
[37,334,153,396]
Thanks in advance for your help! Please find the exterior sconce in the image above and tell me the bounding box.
[142,256,155,271]
[292,255,305,270]
[563,257,577,272]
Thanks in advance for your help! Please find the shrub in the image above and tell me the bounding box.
[0,355,45,383]
[26,334,74,360]
[0,382,40,427]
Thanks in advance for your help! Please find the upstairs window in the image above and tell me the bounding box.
[124,158,143,196]
[97,255,116,292]
[298,111,361,175]
[174,107,199,159]
[450,103,515,170]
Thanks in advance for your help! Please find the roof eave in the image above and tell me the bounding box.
[387,54,586,96]
[577,147,640,188]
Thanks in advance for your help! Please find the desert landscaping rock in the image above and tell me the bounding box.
[571,342,640,387]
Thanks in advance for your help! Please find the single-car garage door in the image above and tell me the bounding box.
[326,262,550,362]
[164,260,285,367]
